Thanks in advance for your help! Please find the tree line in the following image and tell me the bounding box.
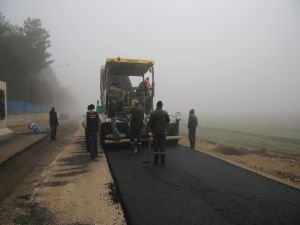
[0,12,72,110]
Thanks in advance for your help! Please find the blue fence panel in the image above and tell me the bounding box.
[7,100,50,113]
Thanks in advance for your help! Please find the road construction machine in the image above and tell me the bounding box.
[98,57,181,148]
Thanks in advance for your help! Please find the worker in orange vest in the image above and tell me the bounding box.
[145,77,151,91]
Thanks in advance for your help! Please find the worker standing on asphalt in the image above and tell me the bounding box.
[86,104,99,159]
[148,101,170,164]
[188,109,198,149]
[129,101,144,154]
[49,107,59,141]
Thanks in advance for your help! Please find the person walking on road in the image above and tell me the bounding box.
[129,101,144,154]
[82,106,89,146]
[148,100,170,164]
[49,107,59,141]
[188,109,198,149]
[86,104,100,159]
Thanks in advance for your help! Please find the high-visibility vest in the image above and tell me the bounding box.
[87,111,99,132]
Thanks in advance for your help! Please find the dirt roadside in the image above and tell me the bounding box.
[179,134,300,189]
[30,128,126,225]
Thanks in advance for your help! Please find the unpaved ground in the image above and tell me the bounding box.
[30,128,126,225]
[179,134,300,189]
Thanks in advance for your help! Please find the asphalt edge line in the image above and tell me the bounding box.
[0,133,49,166]
[178,144,300,190]
[103,148,132,225]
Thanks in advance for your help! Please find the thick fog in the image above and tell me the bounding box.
[1,0,300,119]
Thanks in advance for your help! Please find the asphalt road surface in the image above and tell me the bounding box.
[105,145,300,225]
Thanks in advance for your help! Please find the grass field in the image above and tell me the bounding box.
[180,116,300,156]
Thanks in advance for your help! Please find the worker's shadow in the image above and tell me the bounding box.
[43,135,100,186]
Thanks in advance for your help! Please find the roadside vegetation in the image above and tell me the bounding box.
[0,12,74,109]
[180,117,300,156]
[179,116,300,188]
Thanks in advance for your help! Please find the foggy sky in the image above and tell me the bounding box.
[1,0,300,118]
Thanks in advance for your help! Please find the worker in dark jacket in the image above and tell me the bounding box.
[109,99,121,138]
[188,109,198,148]
[49,107,59,140]
[148,101,170,164]
[129,101,144,154]
[86,104,100,159]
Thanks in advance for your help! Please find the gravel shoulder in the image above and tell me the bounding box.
[31,128,126,225]
[179,134,300,189]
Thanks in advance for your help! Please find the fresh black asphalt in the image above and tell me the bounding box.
[105,145,300,225]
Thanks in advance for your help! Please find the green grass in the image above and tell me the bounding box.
[180,117,300,156]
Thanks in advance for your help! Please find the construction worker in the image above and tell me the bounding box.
[109,99,121,138]
[138,77,152,114]
[148,101,170,164]
[138,77,151,94]
[188,109,198,148]
[129,101,144,154]
[49,107,59,140]
[109,80,124,111]
[82,106,89,146]
[145,77,151,91]
[86,104,99,159]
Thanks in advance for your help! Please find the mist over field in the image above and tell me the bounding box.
[1,0,300,134]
